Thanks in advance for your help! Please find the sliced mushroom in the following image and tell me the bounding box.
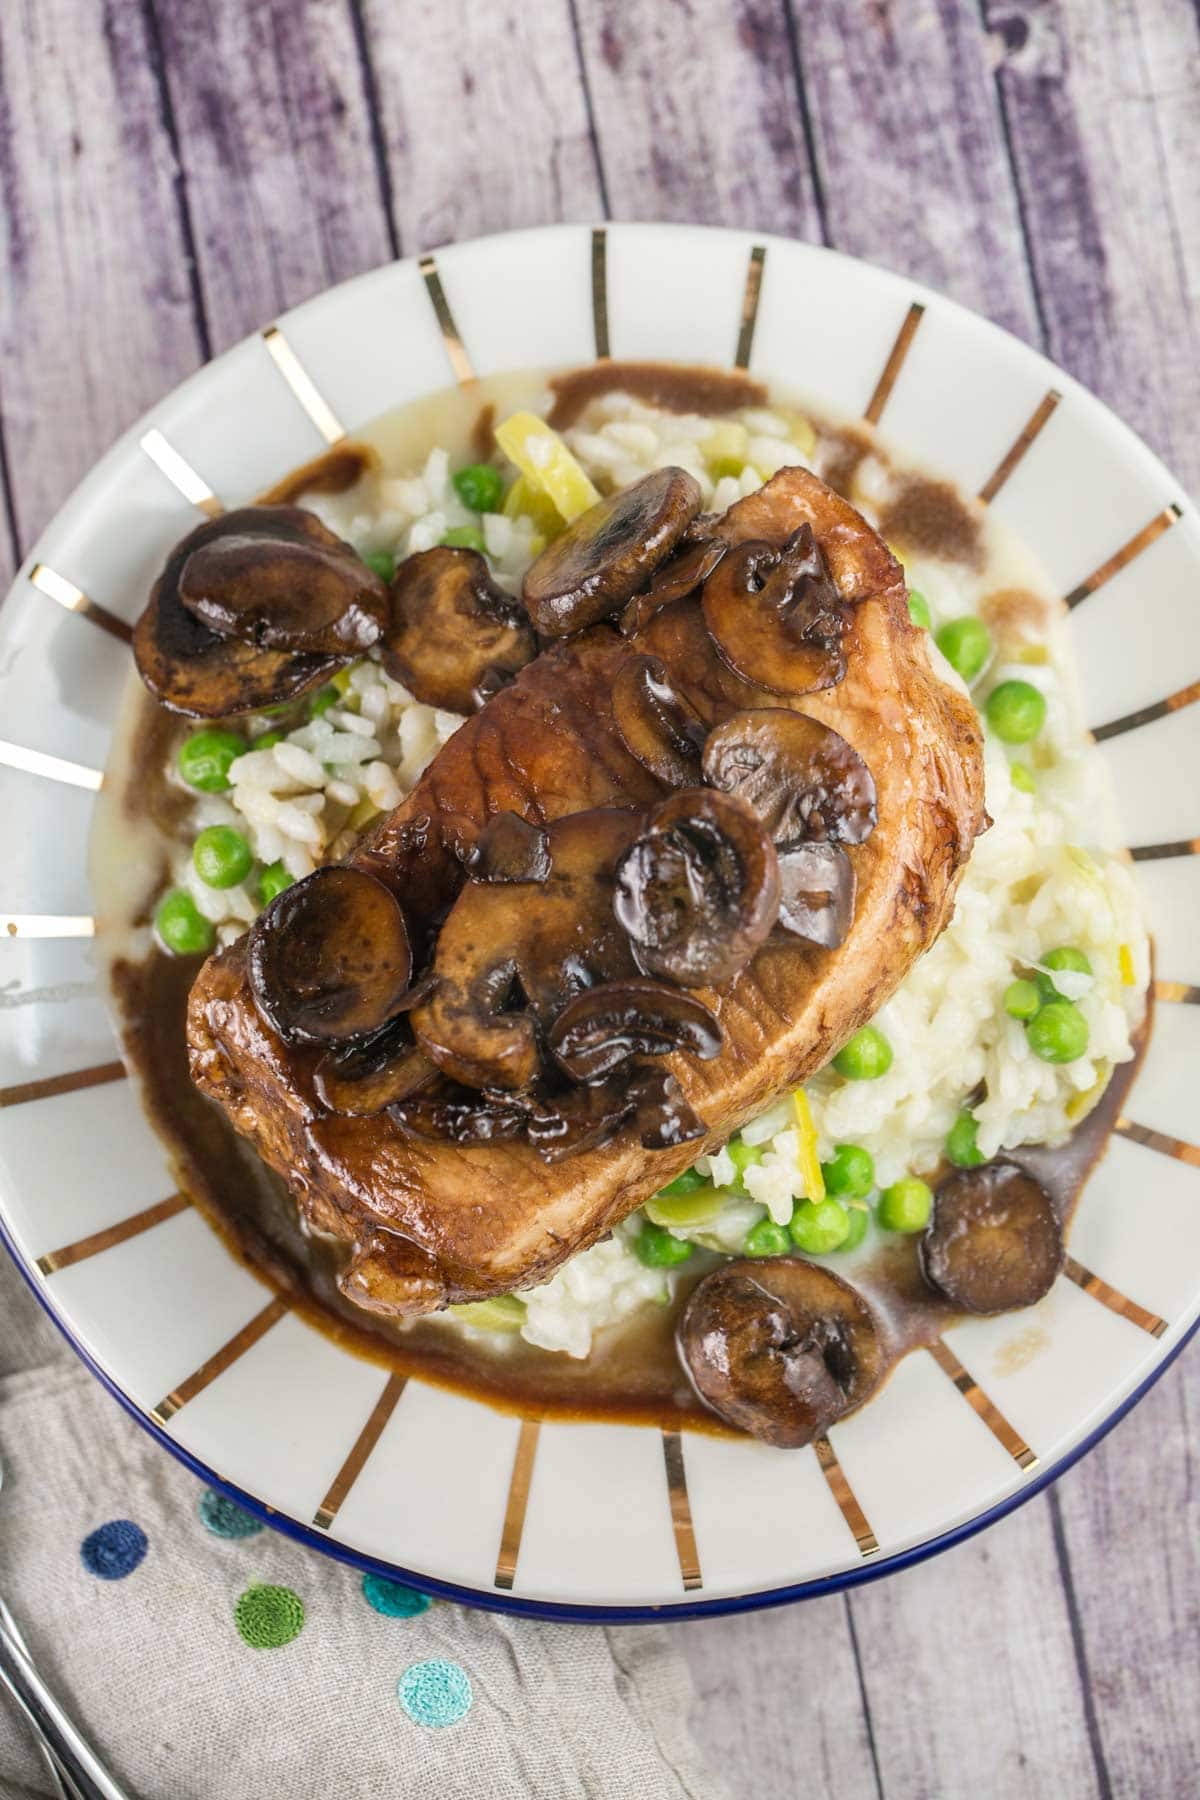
[523,468,703,636]
[178,507,389,655]
[389,1080,531,1146]
[380,547,537,714]
[314,1025,437,1117]
[523,1079,639,1162]
[613,789,780,987]
[628,1065,706,1150]
[549,978,722,1082]
[611,655,706,786]
[702,709,877,846]
[626,532,726,633]
[411,808,642,1090]
[921,1162,1063,1314]
[701,524,848,696]
[248,865,413,1046]
[678,1258,884,1447]
[134,511,339,717]
[777,842,855,948]
[463,812,552,884]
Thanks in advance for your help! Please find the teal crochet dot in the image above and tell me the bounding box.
[198,1488,264,1539]
[397,1658,473,1728]
[362,1573,432,1618]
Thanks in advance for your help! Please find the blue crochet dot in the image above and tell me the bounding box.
[80,1519,148,1581]
[397,1658,473,1728]
[362,1573,432,1619]
[198,1488,264,1539]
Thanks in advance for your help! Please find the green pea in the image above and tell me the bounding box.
[253,730,285,751]
[193,825,253,890]
[986,679,1046,744]
[935,615,991,683]
[945,1112,985,1168]
[877,1177,933,1234]
[788,1197,850,1255]
[1044,945,1092,979]
[441,525,489,555]
[838,1202,870,1253]
[257,861,293,906]
[907,589,932,630]
[832,1026,893,1081]
[177,729,245,794]
[1004,978,1042,1021]
[363,550,396,583]
[452,464,505,514]
[656,1167,707,1198]
[634,1221,694,1269]
[744,1218,791,1258]
[154,888,215,957]
[821,1143,875,1199]
[307,685,340,720]
[726,1135,765,1195]
[1010,761,1036,795]
[1026,1000,1089,1064]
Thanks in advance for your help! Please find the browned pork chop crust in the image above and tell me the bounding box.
[187,468,986,1318]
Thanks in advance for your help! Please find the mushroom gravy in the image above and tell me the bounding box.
[91,361,1146,1439]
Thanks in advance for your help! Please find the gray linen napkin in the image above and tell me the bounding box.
[0,1258,726,1800]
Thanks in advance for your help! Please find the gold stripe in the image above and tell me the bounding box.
[1092,678,1200,742]
[1152,979,1200,1005]
[662,1429,703,1592]
[0,1060,126,1109]
[312,1371,407,1530]
[813,1433,878,1555]
[1,914,95,940]
[29,564,133,644]
[419,254,476,387]
[1063,1255,1168,1338]
[864,302,925,426]
[1114,1116,1200,1168]
[261,326,346,445]
[139,429,223,516]
[591,226,610,361]
[1064,504,1182,608]
[1129,838,1200,863]
[977,389,1062,503]
[927,1338,1038,1470]
[734,244,766,371]
[37,1193,189,1275]
[151,1296,290,1424]
[494,1417,540,1590]
[0,739,102,791]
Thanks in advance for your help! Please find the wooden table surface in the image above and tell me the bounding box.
[2,2,1197,1794]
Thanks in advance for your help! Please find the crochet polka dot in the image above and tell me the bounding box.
[234,1584,305,1649]
[361,1573,432,1618]
[198,1488,264,1539]
[79,1519,147,1581]
[397,1659,473,1728]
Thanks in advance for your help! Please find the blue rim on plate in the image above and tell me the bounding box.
[3,1168,1198,1623]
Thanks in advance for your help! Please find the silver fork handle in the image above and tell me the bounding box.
[0,1657,79,1799]
[0,1613,130,1800]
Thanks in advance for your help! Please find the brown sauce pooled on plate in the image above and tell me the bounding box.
[878,475,985,570]
[110,943,1149,1436]
[547,361,768,430]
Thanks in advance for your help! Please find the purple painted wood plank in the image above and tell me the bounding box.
[150,0,394,350]
[0,0,203,563]
[790,0,1039,338]
[984,0,1200,491]
[571,0,822,237]
[357,0,604,250]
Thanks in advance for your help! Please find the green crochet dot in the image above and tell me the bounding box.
[397,1658,473,1727]
[198,1488,264,1539]
[362,1572,433,1618]
[234,1584,305,1649]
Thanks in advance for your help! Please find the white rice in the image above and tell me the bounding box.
[162,385,1148,1357]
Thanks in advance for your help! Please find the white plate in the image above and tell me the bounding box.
[1,222,1197,1620]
